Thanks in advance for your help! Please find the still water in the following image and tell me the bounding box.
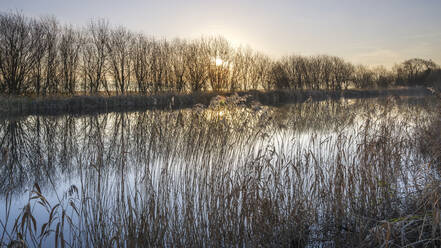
[0,97,437,247]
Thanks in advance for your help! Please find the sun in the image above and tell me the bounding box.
[215,57,223,66]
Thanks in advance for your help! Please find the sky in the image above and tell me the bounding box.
[2,0,441,67]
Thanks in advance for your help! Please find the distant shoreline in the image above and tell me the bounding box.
[0,87,431,118]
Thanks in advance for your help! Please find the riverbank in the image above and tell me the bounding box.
[0,87,431,118]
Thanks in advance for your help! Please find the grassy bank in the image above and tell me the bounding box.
[0,87,430,118]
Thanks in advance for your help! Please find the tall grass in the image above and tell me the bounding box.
[0,96,439,247]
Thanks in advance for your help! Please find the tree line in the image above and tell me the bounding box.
[0,12,440,96]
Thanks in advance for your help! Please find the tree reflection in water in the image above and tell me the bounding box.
[0,97,438,247]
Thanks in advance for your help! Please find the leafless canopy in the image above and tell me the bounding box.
[0,12,439,96]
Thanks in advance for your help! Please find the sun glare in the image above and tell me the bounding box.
[215,57,223,66]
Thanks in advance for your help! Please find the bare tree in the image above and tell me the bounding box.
[235,46,258,91]
[309,56,322,89]
[229,47,244,91]
[207,36,232,92]
[170,39,188,92]
[271,62,290,89]
[2,11,438,96]
[40,16,60,95]
[372,66,394,88]
[81,19,109,94]
[0,12,39,94]
[255,53,272,90]
[107,26,132,95]
[149,39,169,93]
[59,25,82,95]
[130,34,151,94]
[29,18,46,95]
[400,58,438,85]
[288,56,305,89]
[320,55,333,90]
[353,65,374,88]
[185,39,210,92]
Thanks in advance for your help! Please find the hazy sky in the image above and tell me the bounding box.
[2,0,441,67]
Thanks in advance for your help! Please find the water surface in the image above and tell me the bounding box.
[0,96,437,247]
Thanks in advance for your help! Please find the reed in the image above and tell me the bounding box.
[0,96,439,247]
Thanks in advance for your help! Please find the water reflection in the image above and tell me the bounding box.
[0,97,437,247]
